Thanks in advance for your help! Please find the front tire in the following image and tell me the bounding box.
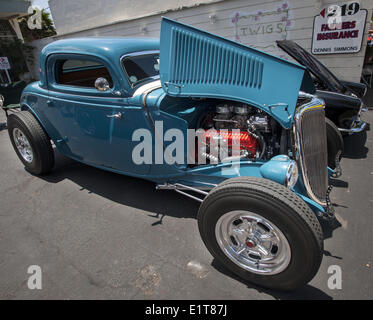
[198,177,323,291]
[326,117,344,169]
[8,111,54,175]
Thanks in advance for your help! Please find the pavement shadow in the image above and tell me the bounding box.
[39,149,337,299]
[329,178,348,189]
[342,130,368,160]
[39,149,200,220]
[320,218,342,241]
[211,259,333,300]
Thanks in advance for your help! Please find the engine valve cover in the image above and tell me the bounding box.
[201,130,258,159]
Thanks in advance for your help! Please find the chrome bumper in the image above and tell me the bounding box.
[338,103,368,134]
[338,120,367,133]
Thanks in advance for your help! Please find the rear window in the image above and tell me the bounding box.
[55,59,113,88]
[122,53,159,87]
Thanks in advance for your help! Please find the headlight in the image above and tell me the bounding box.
[285,161,298,188]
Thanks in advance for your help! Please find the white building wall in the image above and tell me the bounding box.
[29,0,373,82]
[48,0,224,35]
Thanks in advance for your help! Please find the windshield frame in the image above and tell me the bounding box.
[120,50,160,90]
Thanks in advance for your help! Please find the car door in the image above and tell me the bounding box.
[45,53,151,175]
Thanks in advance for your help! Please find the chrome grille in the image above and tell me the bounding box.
[296,104,328,204]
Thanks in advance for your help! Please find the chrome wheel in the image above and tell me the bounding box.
[12,128,33,163]
[215,210,291,275]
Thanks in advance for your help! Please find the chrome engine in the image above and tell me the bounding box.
[197,103,286,163]
[194,96,330,213]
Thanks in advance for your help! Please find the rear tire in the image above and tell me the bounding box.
[8,111,54,175]
[198,177,323,291]
[326,117,344,169]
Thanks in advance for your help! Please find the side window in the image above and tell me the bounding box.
[55,59,113,88]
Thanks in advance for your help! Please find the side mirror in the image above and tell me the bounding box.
[0,95,4,108]
[94,77,110,92]
[94,78,122,96]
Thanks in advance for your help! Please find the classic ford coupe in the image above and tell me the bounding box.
[4,18,336,290]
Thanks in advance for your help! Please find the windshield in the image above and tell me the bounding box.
[278,41,345,93]
[122,52,160,87]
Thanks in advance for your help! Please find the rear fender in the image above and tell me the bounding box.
[20,98,56,142]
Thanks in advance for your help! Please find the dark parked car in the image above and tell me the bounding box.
[277,40,368,169]
[0,81,27,107]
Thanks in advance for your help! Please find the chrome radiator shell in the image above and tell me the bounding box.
[294,99,328,207]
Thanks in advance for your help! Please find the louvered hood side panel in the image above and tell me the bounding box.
[169,29,264,89]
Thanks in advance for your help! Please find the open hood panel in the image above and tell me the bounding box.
[160,17,314,128]
[277,40,345,94]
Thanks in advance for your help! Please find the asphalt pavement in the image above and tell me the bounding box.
[0,107,372,300]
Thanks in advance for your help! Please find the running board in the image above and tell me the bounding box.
[156,183,210,203]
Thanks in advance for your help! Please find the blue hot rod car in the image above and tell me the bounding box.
[3,18,336,290]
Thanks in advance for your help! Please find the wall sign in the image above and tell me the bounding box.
[0,57,11,83]
[312,1,367,54]
[0,57,10,70]
[231,1,293,50]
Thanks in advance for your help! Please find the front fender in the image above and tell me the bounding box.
[165,157,327,215]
